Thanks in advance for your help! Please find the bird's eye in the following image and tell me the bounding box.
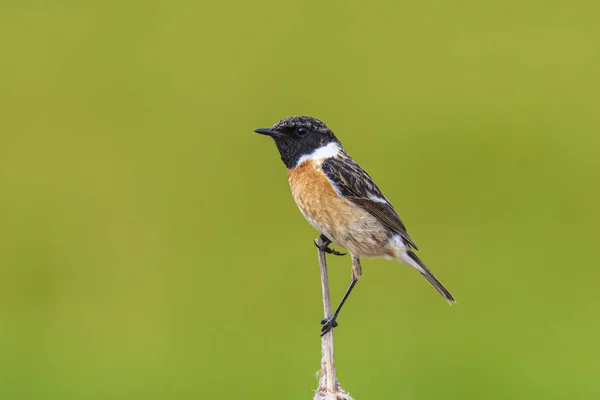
[296,127,308,136]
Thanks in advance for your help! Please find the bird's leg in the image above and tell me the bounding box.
[321,256,362,336]
[314,234,346,256]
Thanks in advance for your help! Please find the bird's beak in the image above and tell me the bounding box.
[254,128,280,137]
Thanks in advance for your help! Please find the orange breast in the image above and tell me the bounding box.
[287,160,391,257]
[287,160,357,240]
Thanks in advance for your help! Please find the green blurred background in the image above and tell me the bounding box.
[1,0,599,398]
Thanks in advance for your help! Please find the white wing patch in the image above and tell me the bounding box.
[368,193,390,204]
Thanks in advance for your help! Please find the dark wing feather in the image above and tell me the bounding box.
[321,154,418,250]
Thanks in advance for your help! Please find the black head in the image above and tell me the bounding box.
[254,116,340,168]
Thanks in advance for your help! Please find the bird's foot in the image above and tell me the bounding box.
[314,239,346,256]
[320,316,339,336]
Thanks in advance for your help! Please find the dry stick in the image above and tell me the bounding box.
[314,236,354,400]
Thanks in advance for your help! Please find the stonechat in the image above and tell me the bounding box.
[255,116,455,335]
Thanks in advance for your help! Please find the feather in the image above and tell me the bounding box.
[321,153,418,250]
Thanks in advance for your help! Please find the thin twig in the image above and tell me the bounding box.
[314,236,354,400]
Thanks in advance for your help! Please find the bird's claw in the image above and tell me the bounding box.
[314,240,346,256]
[320,316,339,336]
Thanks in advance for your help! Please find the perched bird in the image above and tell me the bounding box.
[255,116,455,335]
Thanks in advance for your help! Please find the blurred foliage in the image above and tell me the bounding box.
[1,0,599,399]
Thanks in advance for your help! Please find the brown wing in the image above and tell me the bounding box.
[321,154,418,250]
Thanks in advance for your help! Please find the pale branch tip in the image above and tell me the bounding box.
[314,236,354,400]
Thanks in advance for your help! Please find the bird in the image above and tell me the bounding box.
[254,116,455,336]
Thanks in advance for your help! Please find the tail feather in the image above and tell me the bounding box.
[403,250,455,304]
